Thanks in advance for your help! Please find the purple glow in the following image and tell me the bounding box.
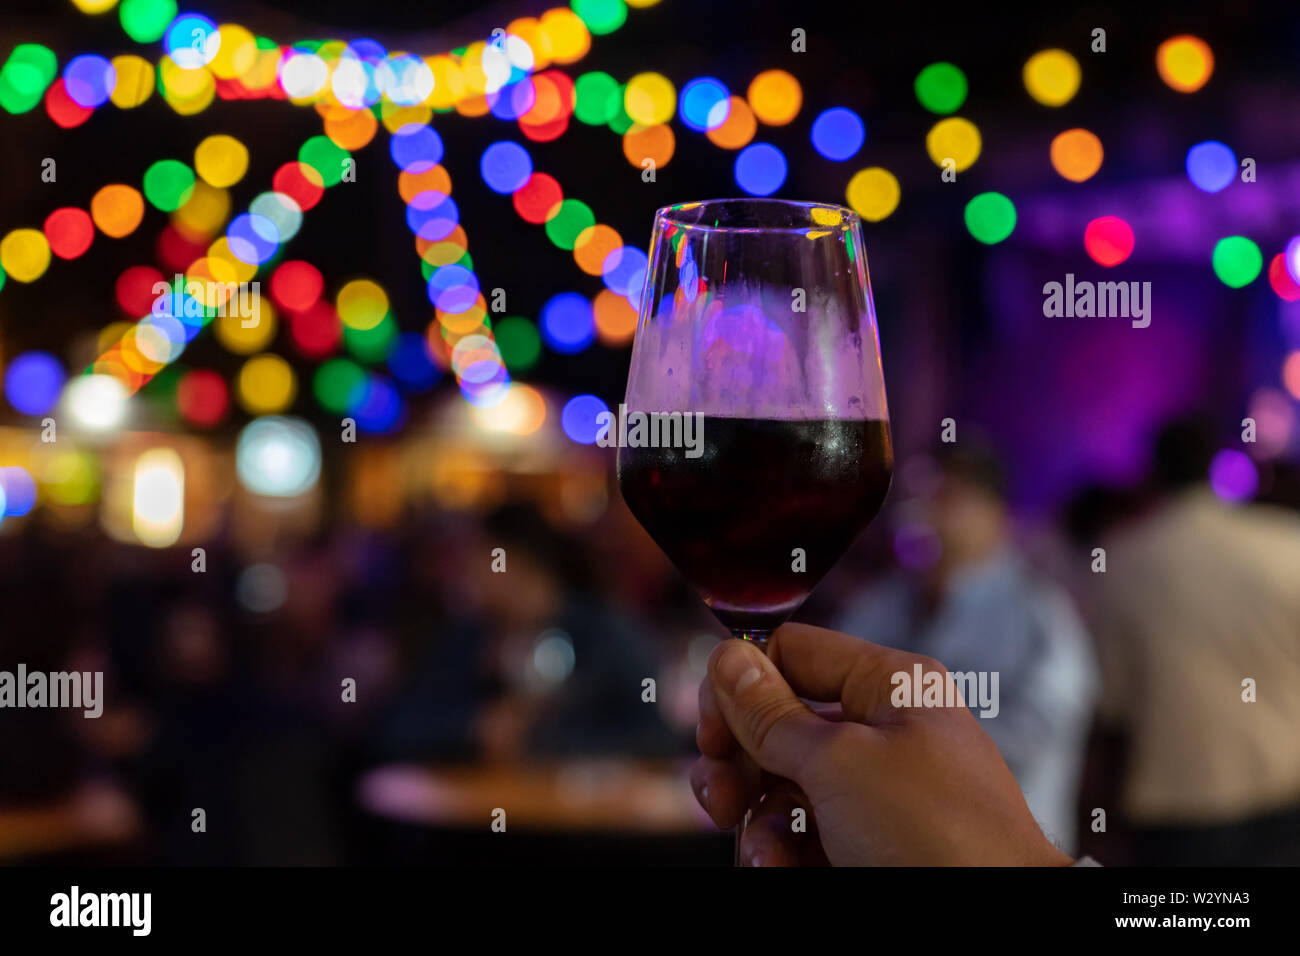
[893,522,941,571]
[1209,449,1258,502]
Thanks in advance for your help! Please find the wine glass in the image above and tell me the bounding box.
[615,198,893,861]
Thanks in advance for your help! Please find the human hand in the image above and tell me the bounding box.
[690,623,1074,866]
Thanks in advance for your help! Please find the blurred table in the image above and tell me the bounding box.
[358,759,714,833]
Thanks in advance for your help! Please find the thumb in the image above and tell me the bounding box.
[708,639,829,782]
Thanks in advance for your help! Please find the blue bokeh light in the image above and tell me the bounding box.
[735,143,787,196]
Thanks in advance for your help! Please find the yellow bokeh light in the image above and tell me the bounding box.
[624,72,676,125]
[237,354,297,414]
[747,69,802,126]
[1050,128,1103,182]
[70,0,118,12]
[97,322,133,354]
[206,237,258,284]
[174,181,232,239]
[194,134,249,188]
[424,56,465,110]
[845,167,900,222]
[540,8,592,65]
[337,279,389,331]
[380,103,433,134]
[507,17,553,71]
[1024,49,1081,107]
[0,229,52,282]
[925,116,982,172]
[216,296,277,354]
[109,55,153,108]
[211,24,258,80]
[1156,35,1214,93]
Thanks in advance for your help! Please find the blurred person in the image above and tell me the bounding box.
[368,502,682,765]
[1089,416,1300,865]
[835,441,1098,853]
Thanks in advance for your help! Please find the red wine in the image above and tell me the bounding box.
[618,417,893,634]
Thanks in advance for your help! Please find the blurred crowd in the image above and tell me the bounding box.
[2,413,1300,866]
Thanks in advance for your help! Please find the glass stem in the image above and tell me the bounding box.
[729,629,771,866]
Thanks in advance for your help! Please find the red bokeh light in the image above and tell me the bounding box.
[290,301,343,358]
[1268,253,1300,302]
[271,260,324,311]
[1083,215,1135,267]
[176,370,230,427]
[115,265,167,316]
[512,172,563,224]
[43,207,95,259]
[273,161,326,212]
[45,79,93,129]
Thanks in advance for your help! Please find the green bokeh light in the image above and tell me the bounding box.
[1211,236,1262,288]
[298,136,351,188]
[544,199,596,250]
[964,192,1016,244]
[343,312,397,364]
[574,71,619,125]
[119,0,178,44]
[314,358,368,413]
[915,62,968,115]
[143,159,196,212]
[571,0,628,35]
[494,316,541,371]
[0,44,58,114]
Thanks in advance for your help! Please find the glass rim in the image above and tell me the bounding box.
[654,198,861,234]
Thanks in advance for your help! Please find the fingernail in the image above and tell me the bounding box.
[717,641,764,696]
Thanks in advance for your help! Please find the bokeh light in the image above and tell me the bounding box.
[915,62,967,114]
[1023,49,1081,106]
[1050,128,1103,182]
[1157,35,1214,92]
[1186,140,1236,193]
[810,107,865,161]
[1208,448,1257,502]
[1084,216,1135,267]
[1268,253,1300,302]
[4,352,65,415]
[236,416,321,497]
[734,143,787,196]
[845,167,900,222]
[0,228,52,281]
[541,292,596,353]
[925,117,981,171]
[746,69,801,125]
[1211,236,1262,288]
[561,393,609,444]
[679,77,729,132]
[237,353,297,414]
[964,192,1017,244]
